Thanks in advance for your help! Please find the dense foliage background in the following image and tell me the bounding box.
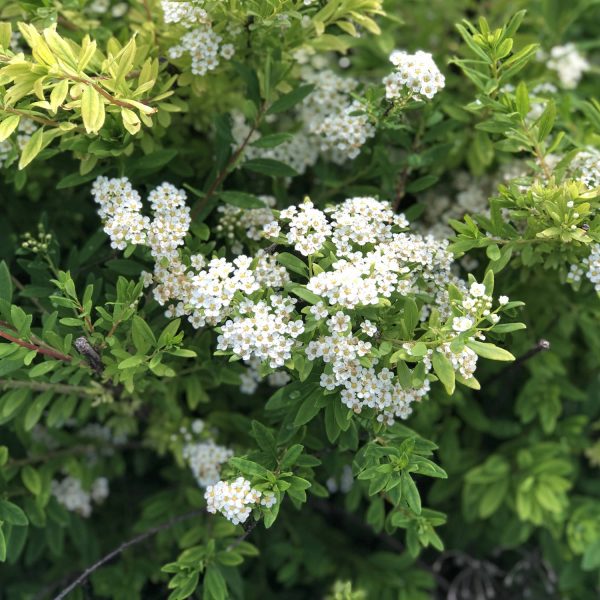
[0,0,599,598]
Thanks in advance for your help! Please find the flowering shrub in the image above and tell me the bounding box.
[0,1,599,599]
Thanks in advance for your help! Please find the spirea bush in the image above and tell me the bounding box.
[0,0,599,598]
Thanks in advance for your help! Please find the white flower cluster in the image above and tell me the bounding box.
[79,423,128,458]
[0,140,11,168]
[167,25,235,76]
[570,149,600,190]
[51,476,109,517]
[299,68,374,163]
[264,199,332,256]
[265,197,480,423]
[383,50,445,101]
[569,244,600,293]
[204,477,276,524]
[311,330,430,424]
[161,0,208,27]
[173,420,234,488]
[16,118,38,151]
[231,113,319,176]
[313,100,375,161]
[98,184,507,425]
[216,195,277,254]
[92,177,190,259]
[239,356,291,394]
[217,295,304,368]
[180,253,289,328]
[162,2,237,76]
[183,440,234,487]
[546,43,590,89]
[88,0,127,17]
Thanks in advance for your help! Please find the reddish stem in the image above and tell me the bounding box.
[0,330,72,362]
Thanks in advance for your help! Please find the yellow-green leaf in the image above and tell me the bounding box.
[81,85,105,134]
[50,79,69,113]
[121,107,141,135]
[18,127,44,169]
[466,340,515,361]
[0,115,20,142]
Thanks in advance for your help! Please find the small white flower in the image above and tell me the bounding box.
[452,316,474,332]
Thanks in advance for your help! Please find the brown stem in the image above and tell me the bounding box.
[0,107,83,131]
[191,105,266,220]
[141,0,153,21]
[483,339,550,386]
[52,510,205,600]
[393,115,425,211]
[0,329,72,362]
[7,440,144,467]
[67,75,156,113]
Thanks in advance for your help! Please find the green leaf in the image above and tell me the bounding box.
[203,565,227,600]
[28,360,59,378]
[232,62,261,107]
[228,457,270,479]
[467,340,514,361]
[277,254,308,277]
[0,500,28,526]
[0,261,12,304]
[251,420,276,453]
[118,355,144,369]
[243,158,298,178]
[268,84,314,114]
[0,527,5,562]
[132,316,156,354]
[432,351,455,395]
[280,444,303,469]
[401,472,421,514]
[219,191,266,209]
[24,391,53,431]
[582,539,600,571]
[403,299,419,336]
[515,82,529,119]
[288,285,321,304]
[251,133,294,148]
[293,387,326,427]
[216,550,244,566]
[536,100,555,142]
[486,243,501,261]
[491,322,526,333]
[21,466,41,495]
[406,175,439,193]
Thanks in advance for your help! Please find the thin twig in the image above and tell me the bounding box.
[190,104,266,220]
[66,75,156,113]
[11,275,48,314]
[483,339,550,386]
[53,510,205,600]
[393,114,425,211]
[8,441,144,468]
[0,328,72,362]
